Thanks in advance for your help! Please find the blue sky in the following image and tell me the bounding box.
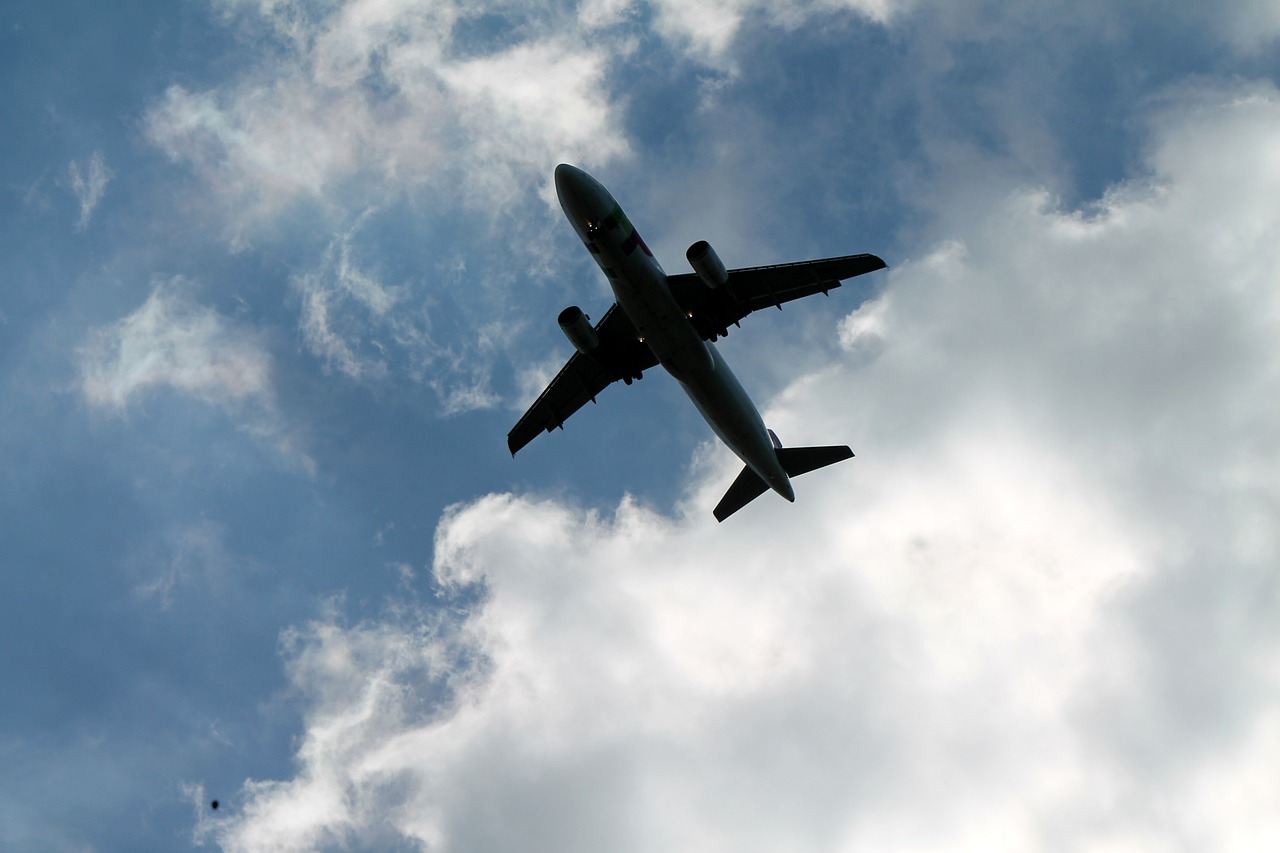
[2,1,1279,850]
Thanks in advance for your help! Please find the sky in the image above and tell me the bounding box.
[1,0,1279,850]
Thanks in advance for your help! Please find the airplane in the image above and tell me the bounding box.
[509,164,886,521]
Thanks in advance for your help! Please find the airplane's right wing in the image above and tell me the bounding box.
[507,303,658,456]
[666,252,887,340]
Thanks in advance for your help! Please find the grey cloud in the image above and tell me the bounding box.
[648,0,897,61]
[641,0,1278,74]
[1170,0,1280,52]
[213,81,1280,851]
[140,0,1279,240]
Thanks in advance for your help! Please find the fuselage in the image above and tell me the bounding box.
[554,163,795,502]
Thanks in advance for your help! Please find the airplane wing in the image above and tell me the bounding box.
[666,252,887,341]
[508,303,659,455]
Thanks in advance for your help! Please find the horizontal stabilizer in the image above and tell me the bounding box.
[776,445,854,477]
[713,445,855,522]
[713,466,770,522]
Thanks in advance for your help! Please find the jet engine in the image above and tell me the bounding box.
[686,240,728,289]
[557,305,599,354]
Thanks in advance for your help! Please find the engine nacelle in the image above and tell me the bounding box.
[686,240,728,289]
[557,305,599,354]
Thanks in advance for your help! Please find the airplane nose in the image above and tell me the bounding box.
[554,163,590,182]
[553,163,623,243]
[554,163,583,203]
[555,163,579,217]
[554,163,603,228]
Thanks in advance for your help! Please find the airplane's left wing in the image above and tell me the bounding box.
[508,303,658,455]
[667,252,887,340]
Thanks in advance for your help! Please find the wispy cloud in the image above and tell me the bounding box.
[211,80,1280,852]
[133,521,242,609]
[80,279,271,410]
[66,150,113,231]
[134,0,933,416]
[143,0,630,233]
[140,0,641,409]
[291,226,503,412]
[294,233,397,384]
[79,279,313,470]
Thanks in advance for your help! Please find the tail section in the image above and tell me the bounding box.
[713,443,854,522]
[713,466,772,522]
[776,445,854,477]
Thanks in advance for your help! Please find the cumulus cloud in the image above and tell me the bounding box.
[209,80,1280,852]
[65,150,113,231]
[79,279,311,468]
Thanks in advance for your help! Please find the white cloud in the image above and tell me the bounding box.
[144,0,630,232]
[80,280,271,410]
[211,81,1280,852]
[142,1,636,406]
[514,348,570,409]
[437,38,629,207]
[79,279,312,469]
[65,150,113,231]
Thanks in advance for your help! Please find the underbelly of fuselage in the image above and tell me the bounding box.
[609,260,712,382]
[606,256,789,492]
